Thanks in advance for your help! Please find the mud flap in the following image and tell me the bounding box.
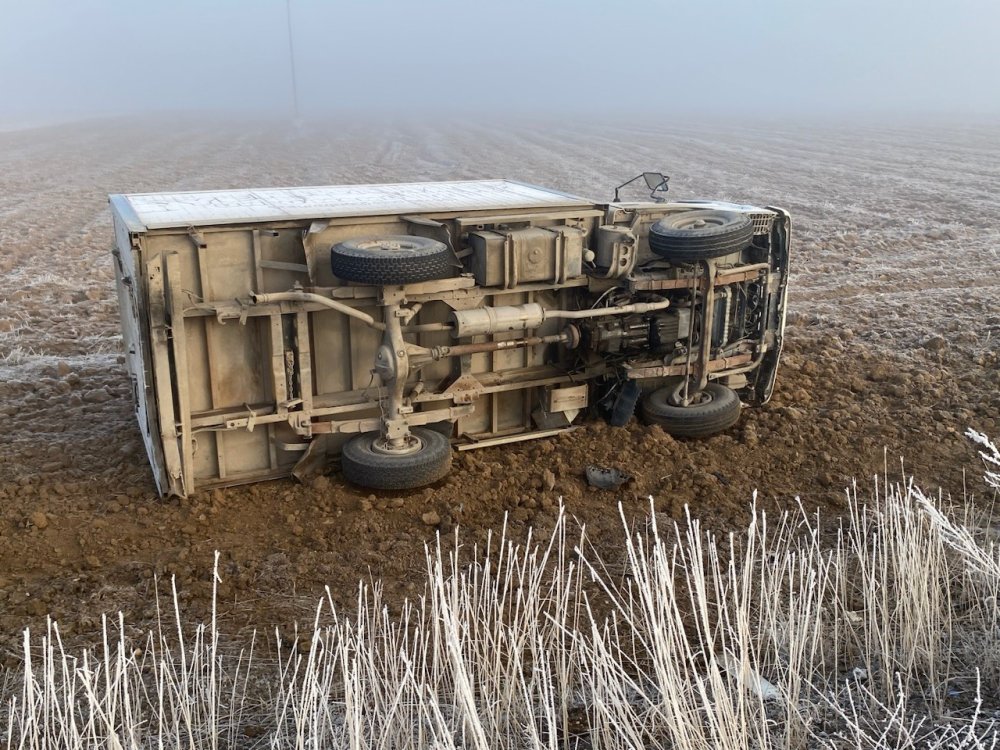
[608,380,641,426]
[291,435,332,484]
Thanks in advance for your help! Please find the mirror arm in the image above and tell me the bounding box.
[613,172,670,203]
[613,174,644,202]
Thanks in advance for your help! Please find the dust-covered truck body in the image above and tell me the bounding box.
[109,179,790,497]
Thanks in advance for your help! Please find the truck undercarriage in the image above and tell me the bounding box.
[109,180,790,495]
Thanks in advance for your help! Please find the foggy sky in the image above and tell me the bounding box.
[1,0,998,125]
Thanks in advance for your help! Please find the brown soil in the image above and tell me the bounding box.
[0,116,997,662]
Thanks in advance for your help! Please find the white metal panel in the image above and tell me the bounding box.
[113,180,589,230]
[673,199,774,214]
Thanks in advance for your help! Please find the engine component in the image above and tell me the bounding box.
[583,317,650,354]
[581,307,691,356]
[594,224,638,278]
[711,288,732,349]
[469,225,585,288]
[744,282,764,335]
[651,308,691,349]
[449,303,546,338]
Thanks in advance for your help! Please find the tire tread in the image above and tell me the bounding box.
[641,382,742,437]
[649,210,754,262]
[331,236,452,285]
[341,428,452,490]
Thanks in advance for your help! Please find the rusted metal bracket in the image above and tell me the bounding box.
[259,259,310,273]
[187,227,207,249]
[457,426,576,450]
[439,372,485,405]
[629,262,769,292]
[623,352,753,380]
[308,404,475,435]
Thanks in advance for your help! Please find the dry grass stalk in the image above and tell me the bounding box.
[3,439,1000,749]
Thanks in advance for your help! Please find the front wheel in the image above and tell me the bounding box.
[641,382,742,437]
[341,427,452,490]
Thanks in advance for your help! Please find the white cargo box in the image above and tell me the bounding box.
[112,179,590,230]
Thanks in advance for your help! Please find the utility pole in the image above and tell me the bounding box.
[285,0,300,118]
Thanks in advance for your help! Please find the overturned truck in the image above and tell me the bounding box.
[109,178,790,496]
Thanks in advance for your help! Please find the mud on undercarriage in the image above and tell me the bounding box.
[109,179,790,495]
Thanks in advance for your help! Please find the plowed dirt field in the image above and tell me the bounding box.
[0,117,997,659]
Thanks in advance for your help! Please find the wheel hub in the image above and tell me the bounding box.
[357,238,421,255]
[675,215,724,230]
[371,433,423,456]
[668,385,714,408]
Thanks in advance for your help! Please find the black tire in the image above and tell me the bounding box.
[648,210,753,262]
[341,427,452,490]
[331,235,451,285]
[608,380,641,427]
[641,382,741,438]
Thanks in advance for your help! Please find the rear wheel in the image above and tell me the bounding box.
[341,427,452,490]
[641,381,741,437]
[648,210,753,262]
[331,235,451,285]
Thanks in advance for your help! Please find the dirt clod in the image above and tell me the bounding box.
[542,468,556,491]
[923,335,949,352]
[82,388,112,404]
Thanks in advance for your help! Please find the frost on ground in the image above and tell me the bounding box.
[0,116,997,685]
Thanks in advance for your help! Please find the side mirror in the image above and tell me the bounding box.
[614,171,670,203]
[643,171,667,190]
